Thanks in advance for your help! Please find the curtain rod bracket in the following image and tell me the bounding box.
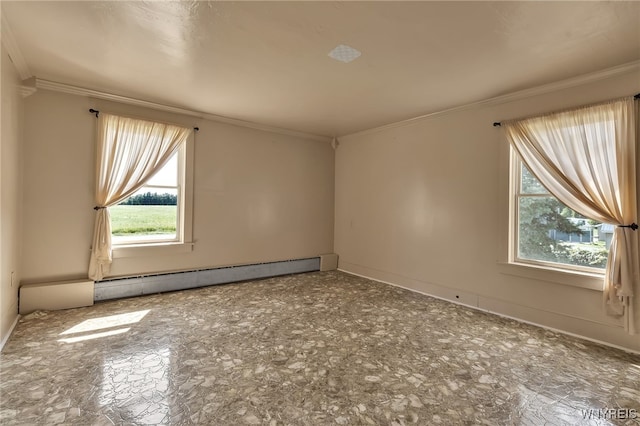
[635,94,640,100]
[194,127,199,132]
[493,122,501,127]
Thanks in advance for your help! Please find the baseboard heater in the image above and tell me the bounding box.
[94,257,321,302]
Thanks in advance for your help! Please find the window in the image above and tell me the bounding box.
[511,154,609,273]
[110,147,183,245]
[108,131,194,258]
[88,112,195,281]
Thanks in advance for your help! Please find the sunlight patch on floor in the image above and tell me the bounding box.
[59,310,150,335]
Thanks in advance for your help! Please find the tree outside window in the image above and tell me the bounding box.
[515,163,609,270]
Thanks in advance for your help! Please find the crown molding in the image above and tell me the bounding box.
[28,58,640,141]
[19,76,37,98]
[34,79,333,143]
[476,60,640,107]
[344,60,640,138]
[1,12,32,80]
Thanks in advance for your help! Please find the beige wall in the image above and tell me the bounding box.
[1,44,23,344]
[335,69,640,352]
[21,90,334,282]
[8,57,640,352]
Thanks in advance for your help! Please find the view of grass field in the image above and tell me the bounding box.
[110,205,176,235]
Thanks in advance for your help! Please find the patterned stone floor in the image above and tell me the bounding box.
[1,271,639,425]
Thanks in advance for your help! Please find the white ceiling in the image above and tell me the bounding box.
[2,1,639,137]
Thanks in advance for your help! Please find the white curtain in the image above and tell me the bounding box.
[504,98,639,333]
[88,113,191,281]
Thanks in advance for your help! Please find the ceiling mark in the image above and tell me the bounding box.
[328,44,362,63]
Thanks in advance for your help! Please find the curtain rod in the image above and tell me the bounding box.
[88,109,199,131]
[492,93,640,127]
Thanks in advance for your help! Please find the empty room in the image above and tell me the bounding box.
[1,1,639,425]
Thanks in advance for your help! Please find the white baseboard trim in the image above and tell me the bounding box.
[0,315,20,352]
[475,305,640,356]
[338,268,640,356]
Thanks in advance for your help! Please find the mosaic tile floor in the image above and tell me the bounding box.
[1,271,639,425]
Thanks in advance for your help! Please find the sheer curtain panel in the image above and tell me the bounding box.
[504,98,639,334]
[88,114,191,281]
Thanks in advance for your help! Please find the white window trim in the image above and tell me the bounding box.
[112,132,195,258]
[497,261,605,291]
[498,145,605,292]
[112,241,194,258]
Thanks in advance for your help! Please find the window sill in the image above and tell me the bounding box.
[112,242,194,259]
[497,261,604,291]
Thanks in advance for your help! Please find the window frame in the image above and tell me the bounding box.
[111,132,194,258]
[508,148,607,276]
[111,149,182,245]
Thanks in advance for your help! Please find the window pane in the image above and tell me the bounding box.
[521,166,548,194]
[518,196,608,269]
[110,187,178,244]
[146,153,178,187]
